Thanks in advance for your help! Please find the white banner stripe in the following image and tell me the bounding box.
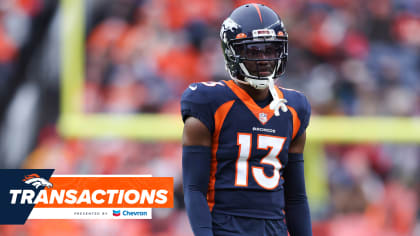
[28,208,152,219]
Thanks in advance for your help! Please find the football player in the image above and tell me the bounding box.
[181,3,312,236]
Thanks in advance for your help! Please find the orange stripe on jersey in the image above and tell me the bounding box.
[287,105,301,140]
[225,80,284,125]
[251,3,263,23]
[207,100,235,212]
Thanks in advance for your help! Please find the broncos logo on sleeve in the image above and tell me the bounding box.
[22,174,53,189]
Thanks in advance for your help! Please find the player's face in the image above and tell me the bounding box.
[235,42,283,77]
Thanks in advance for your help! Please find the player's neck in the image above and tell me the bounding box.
[236,82,270,101]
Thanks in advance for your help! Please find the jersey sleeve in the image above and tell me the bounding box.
[295,94,311,139]
[180,83,215,134]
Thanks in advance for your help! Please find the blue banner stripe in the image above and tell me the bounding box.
[0,169,54,225]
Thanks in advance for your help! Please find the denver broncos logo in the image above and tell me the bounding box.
[22,174,53,189]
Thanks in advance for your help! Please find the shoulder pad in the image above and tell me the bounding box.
[279,87,311,139]
[181,81,228,105]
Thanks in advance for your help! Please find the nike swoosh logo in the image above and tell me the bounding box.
[189,85,197,91]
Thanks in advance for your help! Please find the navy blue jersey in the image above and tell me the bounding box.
[181,80,311,219]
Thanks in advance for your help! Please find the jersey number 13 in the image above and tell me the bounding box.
[235,133,286,190]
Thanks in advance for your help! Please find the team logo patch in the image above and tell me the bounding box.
[220,17,240,42]
[259,113,268,124]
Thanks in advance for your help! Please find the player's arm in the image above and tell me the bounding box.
[182,116,214,236]
[283,131,312,236]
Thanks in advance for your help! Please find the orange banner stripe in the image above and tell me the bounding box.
[34,177,173,208]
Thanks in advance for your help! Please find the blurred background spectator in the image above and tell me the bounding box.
[0,0,419,235]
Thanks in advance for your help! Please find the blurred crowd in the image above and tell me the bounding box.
[83,0,420,116]
[1,0,420,235]
[0,0,43,102]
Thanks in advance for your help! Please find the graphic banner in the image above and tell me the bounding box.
[0,170,173,224]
